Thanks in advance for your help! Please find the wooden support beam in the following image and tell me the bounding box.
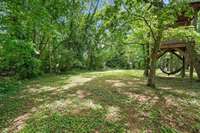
[190,59,194,80]
[174,48,185,56]
[160,43,186,49]
[171,51,183,60]
[186,42,195,81]
[182,56,186,78]
[156,50,168,59]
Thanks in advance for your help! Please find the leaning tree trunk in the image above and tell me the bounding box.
[145,8,164,87]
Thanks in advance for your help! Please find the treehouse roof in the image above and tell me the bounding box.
[176,1,200,26]
[190,1,200,11]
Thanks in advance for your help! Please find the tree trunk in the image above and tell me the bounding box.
[192,11,200,80]
[49,50,52,73]
[194,62,200,80]
[193,51,200,80]
[190,62,194,80]
[186,42,200,80]
[147,35,162,88]
[87,43,95,70]
[147,50,157,88]
[144,43,150,77]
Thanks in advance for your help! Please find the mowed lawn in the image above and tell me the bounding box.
[1,70,200,133]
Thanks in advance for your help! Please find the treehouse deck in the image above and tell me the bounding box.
[160,40,195,50]
[160,40,186,50]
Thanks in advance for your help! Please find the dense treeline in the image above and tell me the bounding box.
[0,0,200,86]
[0,0,145,78]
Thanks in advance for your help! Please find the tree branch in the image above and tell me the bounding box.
[122,2,157,42]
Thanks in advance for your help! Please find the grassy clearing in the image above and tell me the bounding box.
[0,70,200,133]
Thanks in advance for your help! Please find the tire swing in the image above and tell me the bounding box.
[159,51,183,75]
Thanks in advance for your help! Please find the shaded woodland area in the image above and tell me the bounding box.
[1,0,200,133]
[1,0,200,85]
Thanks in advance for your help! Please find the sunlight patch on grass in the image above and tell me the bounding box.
[185,91,200,97]
[105,106,121,122]
[83,70,144,79]
[8,113,31,132]
[82,99,102,110]
[160,86,173,90]
[105,79,122,83]
[112,82,127,87]
[62,76,95,90]
[25,75,95,94]
[188,99,200,106]
[105,79,128,87]
[76,90,91,99]
[164,95,179,107]
[26,86,57,93]
[7,107,38,133]
[1,70,200,133]
[40,97,103,116]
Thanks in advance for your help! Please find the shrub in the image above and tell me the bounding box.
[0,39,41,79]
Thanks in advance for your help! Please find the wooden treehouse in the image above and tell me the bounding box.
[158,1,200,78]
[159,40,195,76]
[176,1,200,26]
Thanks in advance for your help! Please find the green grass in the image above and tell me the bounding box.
[21,110,125,133]
[1,70,200,133]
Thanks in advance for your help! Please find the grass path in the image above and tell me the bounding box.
[1,70,200,133]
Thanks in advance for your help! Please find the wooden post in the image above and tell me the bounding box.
[190,60,194,80]
[182,56,185,78]
[193,10,198,31]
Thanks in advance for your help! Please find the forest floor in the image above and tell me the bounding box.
[0,70,200,133]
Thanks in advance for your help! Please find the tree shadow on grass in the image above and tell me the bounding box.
[68,75,200,132]
[1,71,200,133]
[0,71,90,132]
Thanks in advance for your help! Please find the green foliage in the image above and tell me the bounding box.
[160,126,178,133]
[0,78,21,96]
[192,123,200,133]
[106,55,130,69]
[1,0,200,132]
[54,48,75,72]
[0,39,41,79]
[163,28,199,42]
[41,46,76,73]
[1,0,200,80]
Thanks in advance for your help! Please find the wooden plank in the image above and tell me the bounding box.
[160,43,186,49]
